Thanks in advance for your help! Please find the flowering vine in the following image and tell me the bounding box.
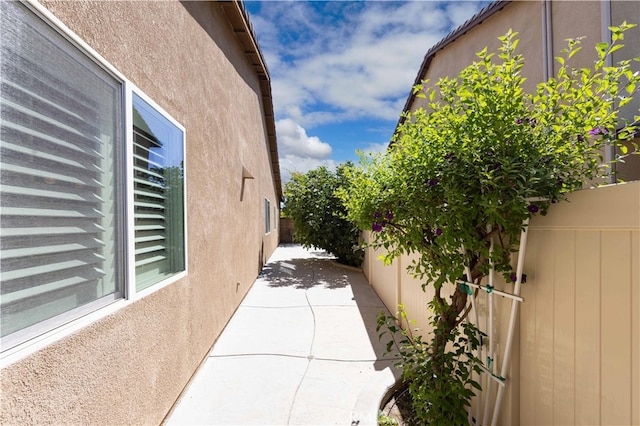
[338,25,639,423]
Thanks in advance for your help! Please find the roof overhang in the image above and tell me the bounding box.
[219,0,283,201]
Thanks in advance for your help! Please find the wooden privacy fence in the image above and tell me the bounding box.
[362,181,639,425]
[279,217,295,243]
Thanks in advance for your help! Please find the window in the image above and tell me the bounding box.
[273,205,277,230]
[265,198,271,234]
[0,1,186,353]
[132,94,185,291]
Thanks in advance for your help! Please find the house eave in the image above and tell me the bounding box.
[219,0,283,201]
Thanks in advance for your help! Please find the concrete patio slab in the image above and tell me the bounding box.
[311,305,398,361]
[167,355,309,425]
[210,306,314,357]
[305,280,383,307]
[287,359,397,425]
[241,278,310,308]
[165,244,401,426]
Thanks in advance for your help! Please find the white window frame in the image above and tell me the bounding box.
[125,86,188,300]
[265,198,271,234]
[1,0,188,366]
[273,205,277,230]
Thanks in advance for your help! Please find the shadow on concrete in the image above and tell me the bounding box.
[261,246,402,370]
[259,258,350,290]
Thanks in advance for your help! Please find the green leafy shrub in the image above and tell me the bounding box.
[283,164,363,266]
[340,26,639,423]
[378,306,483,425]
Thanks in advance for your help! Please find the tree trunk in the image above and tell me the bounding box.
[431,284,468,377]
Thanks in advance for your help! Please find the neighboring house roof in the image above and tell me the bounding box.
[219,1,283,201]
[394,0,510,136]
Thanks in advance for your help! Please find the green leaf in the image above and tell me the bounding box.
[609,44,624,54]
[568,46,582,59]
[626,82,636,95]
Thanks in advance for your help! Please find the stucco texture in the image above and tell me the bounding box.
[412,1,544,112]
[1,1,279,424]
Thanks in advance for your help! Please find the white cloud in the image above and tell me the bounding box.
[279,154,338,184]
[445,2,486,28]
[250,1,486,126]
[247,1,487,179]
[276,118,332,159]
[275,118,339,183]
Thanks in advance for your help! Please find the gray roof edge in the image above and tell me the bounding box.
[221,1,282,200]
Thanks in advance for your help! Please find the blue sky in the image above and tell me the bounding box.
[245,1,488,182]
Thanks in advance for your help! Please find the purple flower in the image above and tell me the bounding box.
[385,211,394,221]
[428,179,439,187]
[510,273,517,283]
[516,118,523,125]
[527,204,539,214]
[435,228,443,236]
[577,134,585,143]
[372,222,383,232]
[374,212,381,219]
[588,127,608,136]
[492,162,502,171]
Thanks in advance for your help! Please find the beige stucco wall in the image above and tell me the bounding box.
[412,1,546,112]
[612,0,640,129]
[550,0,602,73]
[611,0,640,182]
[1,1,279,425]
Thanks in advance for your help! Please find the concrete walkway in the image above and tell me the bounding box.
[165,244,401,425]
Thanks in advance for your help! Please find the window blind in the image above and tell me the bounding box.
[265,198,271,234]
[132,95,184,291]
[0,2,123,347]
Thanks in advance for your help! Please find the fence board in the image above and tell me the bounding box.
[552,231,575,425]
[574,231,602,424]
[600,231,632,425]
